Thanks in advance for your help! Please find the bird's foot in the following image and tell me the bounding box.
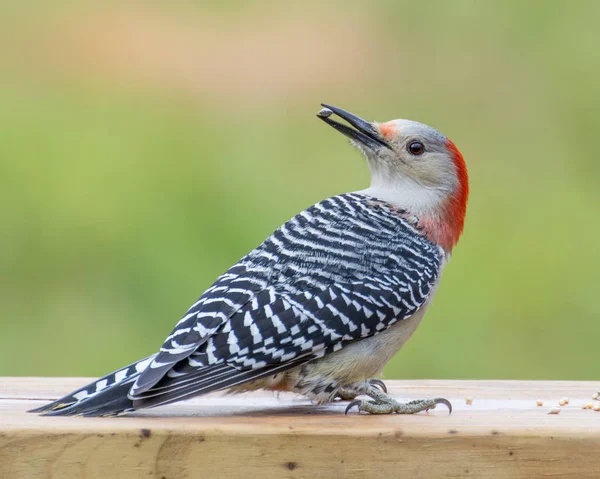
[335,379,387,401]
[345,386,452,415]
[336,387,360,401]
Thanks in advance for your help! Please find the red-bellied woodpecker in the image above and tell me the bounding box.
[30,104,469,417]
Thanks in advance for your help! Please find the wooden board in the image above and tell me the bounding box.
[1,378,599,478]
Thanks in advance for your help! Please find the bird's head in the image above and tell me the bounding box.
[318,104,469,252]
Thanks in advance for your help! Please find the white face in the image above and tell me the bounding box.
[357,119,459,213]
[317,106,461,213]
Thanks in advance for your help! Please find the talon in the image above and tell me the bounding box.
[368,378,387,393]
[345,400,362,415]
[434,398,452,414]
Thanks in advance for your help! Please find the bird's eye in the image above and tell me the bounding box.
[408,141,425,156]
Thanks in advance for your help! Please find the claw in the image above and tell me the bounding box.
[345,400,363,415]
[434,398,453,414]
[368,378,387,393]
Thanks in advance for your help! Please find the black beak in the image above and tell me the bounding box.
[317,104,392,150]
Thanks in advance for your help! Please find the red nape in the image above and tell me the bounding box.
[419,139,469,252]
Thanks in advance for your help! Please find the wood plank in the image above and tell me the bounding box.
[1,378,599,478]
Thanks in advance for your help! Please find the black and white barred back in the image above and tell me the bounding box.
[32,193,444,416]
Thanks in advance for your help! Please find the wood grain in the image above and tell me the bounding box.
[1,378,599,478]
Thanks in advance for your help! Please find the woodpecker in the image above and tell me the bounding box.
[30,104,468,417]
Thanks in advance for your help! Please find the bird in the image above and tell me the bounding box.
[30,104,468,417]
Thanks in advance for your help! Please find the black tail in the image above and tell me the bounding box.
[28,355,155,417]
[30,353,312,416]
[41,380,136,417]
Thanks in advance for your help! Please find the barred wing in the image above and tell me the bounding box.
[130,193,443,405]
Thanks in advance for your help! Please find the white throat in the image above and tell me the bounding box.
[349,133,459,215]
[356,177,447,214]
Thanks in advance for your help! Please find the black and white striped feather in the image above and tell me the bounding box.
[31,193,443,416]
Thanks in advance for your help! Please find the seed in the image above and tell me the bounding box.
[558,399,566,406]
[594,402,600,412]
[536,400,543,407]
[587,403,594,409]
[465,396,473,405]
[593,393,598,400]
[317,108,333,118]
[562,397,569,404]
[582,404,587,409]
[547,407,561,415]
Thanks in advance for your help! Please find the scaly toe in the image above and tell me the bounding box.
[335,386,361,401]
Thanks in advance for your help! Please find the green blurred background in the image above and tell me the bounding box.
[1,1,598,381]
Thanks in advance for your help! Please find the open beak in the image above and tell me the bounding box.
[317,104,392,150]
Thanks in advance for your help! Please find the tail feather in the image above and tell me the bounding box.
[28,355,155,415]
[42,380,136,417]
[132,357,308,410]
[30,353,311,416]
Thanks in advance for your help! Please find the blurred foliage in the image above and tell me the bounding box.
[1,1,599,381]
